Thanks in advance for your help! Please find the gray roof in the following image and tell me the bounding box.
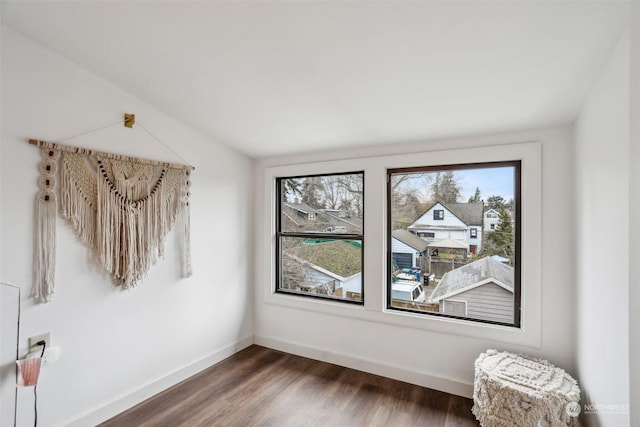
[442,202,484,226]
[392,229,428,252]
[429,256,514,301]
[322,211,363,232]
[284,202,320,214]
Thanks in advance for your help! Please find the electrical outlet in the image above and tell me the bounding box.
[28,332,51,353]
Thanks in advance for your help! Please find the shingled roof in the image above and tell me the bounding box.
[440,202,484,226]
[392,229,428,252]
[429,256,513,302]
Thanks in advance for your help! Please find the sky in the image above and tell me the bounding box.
[455,166,515,201]
[399,165,516,203]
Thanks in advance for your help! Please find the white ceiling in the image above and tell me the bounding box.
[1,1,632,158]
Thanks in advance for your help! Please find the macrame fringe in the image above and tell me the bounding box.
[60,155,96,249]
[35,147,193,299]
[35,192,56,302]
[182,170,192,277]
[34,148,61,302]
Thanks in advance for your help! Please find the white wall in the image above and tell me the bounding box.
[254,126,576,398]
[575,29,631,427]
[0,27,253,426]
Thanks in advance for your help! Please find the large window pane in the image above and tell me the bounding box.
[280,237,362,302]
[277,172,364,304]
[279,174,363,234]
[388,162,520,326]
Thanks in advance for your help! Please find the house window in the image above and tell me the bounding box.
[388,161,521,327]
[490,224,496,230]
[276,172,364,304]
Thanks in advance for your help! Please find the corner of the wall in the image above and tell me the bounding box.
[63,336,254,427]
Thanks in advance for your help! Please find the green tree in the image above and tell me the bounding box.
[483,209,514,265]
[430,171,460,203]
[468,186,482,203]
[486,195,508,210]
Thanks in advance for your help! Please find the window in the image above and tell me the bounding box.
[490,224,496,230]
[388,161,521,327]
[276,172,364,303]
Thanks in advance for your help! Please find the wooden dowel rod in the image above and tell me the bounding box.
[29,139,195,171]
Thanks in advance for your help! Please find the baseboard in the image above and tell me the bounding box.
[254,335,474,399]
[63,335,254,427]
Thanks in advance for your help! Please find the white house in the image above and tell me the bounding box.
[483,208,500,233]
[483,208,515,234]
[408,202,484,255]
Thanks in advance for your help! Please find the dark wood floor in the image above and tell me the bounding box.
[101,345,479,427]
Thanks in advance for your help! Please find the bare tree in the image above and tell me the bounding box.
[338,174,364,217]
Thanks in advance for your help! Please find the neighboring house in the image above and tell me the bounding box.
[429,256,514,324]
[483,208,515,233]
[320,208,350,218]
[284,202,320,221]
[391,229,429,270]
[321,210,363,234]
[283,240,362,299]
[283,203,363,234]
[483,208,500,232]
[408,201,484,254]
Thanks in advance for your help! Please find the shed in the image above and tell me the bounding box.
[429,256,514,324]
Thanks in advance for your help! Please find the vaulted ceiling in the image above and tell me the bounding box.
[1,1,632,158]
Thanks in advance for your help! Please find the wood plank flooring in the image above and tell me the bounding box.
[100,345,479,427]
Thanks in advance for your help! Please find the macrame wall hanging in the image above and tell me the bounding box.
[31,115,194,302]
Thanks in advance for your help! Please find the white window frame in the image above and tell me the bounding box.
[258,142,541,348]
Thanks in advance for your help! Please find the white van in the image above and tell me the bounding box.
[391,280,426,303]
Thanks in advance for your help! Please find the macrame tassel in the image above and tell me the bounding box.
[34,148,60,302]
[182,170,192,277]
[35,191,57,302]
